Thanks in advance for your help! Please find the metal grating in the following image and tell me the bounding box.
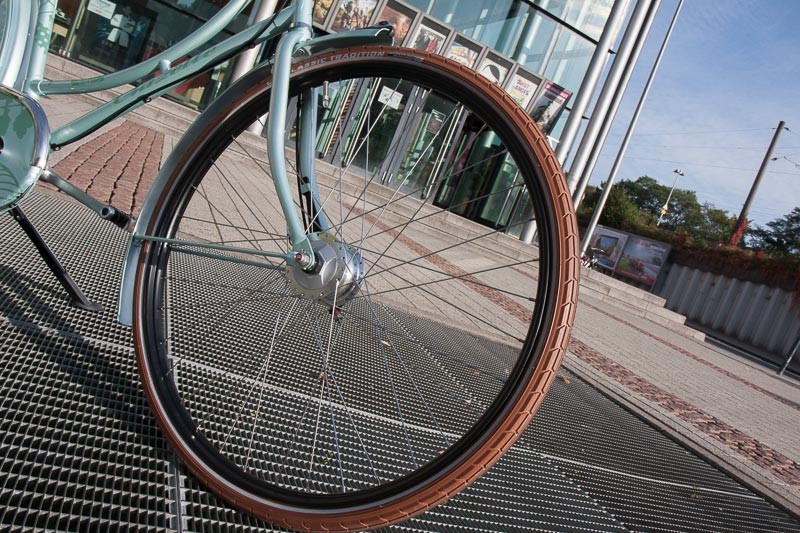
[0,190,798,532]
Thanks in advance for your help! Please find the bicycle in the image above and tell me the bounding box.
[0,1,579,530]
[581,246,603,270]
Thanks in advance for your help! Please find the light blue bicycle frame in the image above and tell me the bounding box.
[0,0,393,324]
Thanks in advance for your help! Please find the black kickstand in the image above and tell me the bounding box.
[9,206,103,312]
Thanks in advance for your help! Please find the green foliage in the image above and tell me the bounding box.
[578,176,736,245]
[600,186,640,229]
[747,207,800,257]
[576,177,798,291]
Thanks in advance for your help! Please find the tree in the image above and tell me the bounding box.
[576,176,736,243]
[615,176,704,229]
[695,203,736,244]
[614,176,664,224]
[601,186,641,229]
[577,182,640,230]
[747,207,800,257]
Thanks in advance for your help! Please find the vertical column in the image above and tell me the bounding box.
[552,0,631,166]
[580,0,684,256]
[566,0,655,197]
[520,0,630,244]
[229,0,281,135]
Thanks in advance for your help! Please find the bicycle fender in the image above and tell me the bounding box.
[117,59,279,326]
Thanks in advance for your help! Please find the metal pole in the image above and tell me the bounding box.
[521,0,630,244]
[571,0,660,205]
[656,168,683,226]
[230,0,279,82]
[566,0,655,194]
[554,0,631,167]
[728,120,786,246]
[230,0,280,136]
[779,334,800,375]
[581,0,684,256]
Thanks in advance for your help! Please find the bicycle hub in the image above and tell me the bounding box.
[286,234,365,307]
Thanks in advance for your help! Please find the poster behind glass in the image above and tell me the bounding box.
[478,55,510,85]
[530,82,571,135]
[589,225,629,270]
[446,39,479,68]
[330,0,378,32]
[506,72,539,109]
[377,2,414,44]
[615,235,671,287]
[410,21,447,53]
[313,0,334,26]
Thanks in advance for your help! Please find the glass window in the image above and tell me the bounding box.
[506,10,559,73]
[412,0,538,57]
[542,28,594,94]
[533,0,613,41]
[64,0,249,109]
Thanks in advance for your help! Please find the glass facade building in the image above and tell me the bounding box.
[50,0,618,233]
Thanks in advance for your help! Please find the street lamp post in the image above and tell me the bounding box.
[656,168,684,226]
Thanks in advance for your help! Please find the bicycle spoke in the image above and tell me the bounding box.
[353,257,539,303]
[355,104,460,250]
[133,49,576,521]
[370,265,526,344]
[189,184,271,251]
[325,125,497,234]
[363,215,536,281]
[212,157,283,251]
[358,279,449,458]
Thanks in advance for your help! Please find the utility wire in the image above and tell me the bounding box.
[599,154,800,176]
[632,127,772,137]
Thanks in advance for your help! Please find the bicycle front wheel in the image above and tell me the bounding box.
[134,47,578,531]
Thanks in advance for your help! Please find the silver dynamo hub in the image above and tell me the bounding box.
[285,235,365,307]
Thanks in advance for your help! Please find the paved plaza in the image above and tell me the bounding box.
[0,61,798,530]
[44,81,800,510]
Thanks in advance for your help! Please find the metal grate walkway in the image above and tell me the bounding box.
[1,191,798,532]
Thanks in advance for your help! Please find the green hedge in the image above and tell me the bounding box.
[579,221,800,293]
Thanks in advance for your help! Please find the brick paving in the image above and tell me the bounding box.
[568,337,800,489]
[582,299,800,413]
[34,90,800,516]
[52,121,163,217]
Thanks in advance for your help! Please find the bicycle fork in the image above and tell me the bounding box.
[266,8,324,271]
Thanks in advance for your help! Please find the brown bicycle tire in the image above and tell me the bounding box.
[133,46,579,532]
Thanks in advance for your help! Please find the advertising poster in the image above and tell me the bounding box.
[378,4,413,43]
[330,0,378,32]
[478,57,509,85]
[587,225,628,270]
[530,82,572,134]
[615,236,671,287]
[411,23,446,53]
[446,40,479,67]
[507,73,538,109]
[312,0,333,26]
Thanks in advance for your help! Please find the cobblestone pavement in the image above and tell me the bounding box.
[35,91,800,517]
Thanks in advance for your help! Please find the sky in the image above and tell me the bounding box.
[576,0,800,227]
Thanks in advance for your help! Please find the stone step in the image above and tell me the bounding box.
[44,54,200,140]
[578,267,704,341]
[581,266,667,306]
